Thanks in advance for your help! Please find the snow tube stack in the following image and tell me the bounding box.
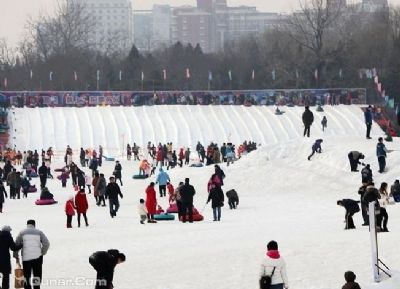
[35,199,58,206]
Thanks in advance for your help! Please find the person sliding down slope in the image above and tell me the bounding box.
[307,139,323,161]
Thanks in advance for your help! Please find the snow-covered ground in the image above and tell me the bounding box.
[2,105,400,289]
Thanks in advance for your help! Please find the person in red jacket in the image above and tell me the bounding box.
[178,148,184,167]
[65,196,76,228]
[156,149,163,167]
[75,189,89,227]
[167,182,175,204]
[145,182,157,223]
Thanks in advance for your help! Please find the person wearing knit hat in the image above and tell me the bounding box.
[0,225,21,289]
[342,271,361,289]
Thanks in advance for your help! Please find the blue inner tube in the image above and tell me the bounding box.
[154,214,175,221]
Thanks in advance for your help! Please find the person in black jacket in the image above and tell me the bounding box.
[342,271,361,289]
[80,148,86,167]
[38,162,47,188]
[0,226,22,289]
[207,185,224,221]
[347,151,365,172]
[113,161,123,186]
[358,184,369,226]
[180,178,196,223]
[361,165,373,183]
[77,169,86,191]
[0,181,7,213]
[89,249,125,289]
[105,177,123,218]
[226,189,239,209]
[3,161,12,181]
[302,106,314,137]
[337,199,360,229]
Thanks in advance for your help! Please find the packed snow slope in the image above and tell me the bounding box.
[2,105,400,289]
[9,105,379,154]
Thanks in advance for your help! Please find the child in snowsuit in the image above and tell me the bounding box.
[308,139,323,160]
[226,189,239,209]
[167,182,175,204]
[60,171,69,188]
[65,197,76,228]
[138,199,148,224]
[342,271,361,289]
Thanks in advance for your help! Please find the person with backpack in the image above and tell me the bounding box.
[302,106,314,137]
[89,249,125,289]
[360,165,373,183]
[337,199,360,230]
[259,240,289,289]
[307,139,323,161]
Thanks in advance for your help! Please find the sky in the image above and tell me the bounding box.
[0,0,399,47]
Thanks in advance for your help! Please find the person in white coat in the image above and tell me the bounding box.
[259,240,289,289]
[138,199,148,224]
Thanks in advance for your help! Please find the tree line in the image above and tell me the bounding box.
[0,0,399,101]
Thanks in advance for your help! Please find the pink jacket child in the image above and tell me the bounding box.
[65,197,76,228]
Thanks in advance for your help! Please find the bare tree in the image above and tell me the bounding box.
[0,38,15,65]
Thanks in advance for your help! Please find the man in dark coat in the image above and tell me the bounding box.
[0,226,22,289]
[3,161,12,181]
[89,158,99,177]
[0,181,7,213]
[376,137,387,173]
[347,151,365,172]
[113,161,123,186]
[105,177,123,218]
[302,106,314,137]
[38,162,48,188]
[358,184,369,226]
[77,170,86,190]
[79,148,86,167]
[364,105,373,139]
[207,185,224,221]
[180,178,196,223]
[337,199,360,229]
[89,249,125,289]
[361,165,373,183]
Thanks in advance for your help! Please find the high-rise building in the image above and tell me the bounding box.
[171,6,213,52]
[73,0,133,53]
[133,5,172,52]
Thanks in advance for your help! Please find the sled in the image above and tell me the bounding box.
[167,203,179,213]
[179,213,204,222]
[103,156,115,161]
[132,174,148,179]
[35,199,58,206]
[54,168,66,172]
[154,213,175,221]
[30,172,39,178]
[189,163,204,168]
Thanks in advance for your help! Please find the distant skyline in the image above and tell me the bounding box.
[1,0,398,47]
